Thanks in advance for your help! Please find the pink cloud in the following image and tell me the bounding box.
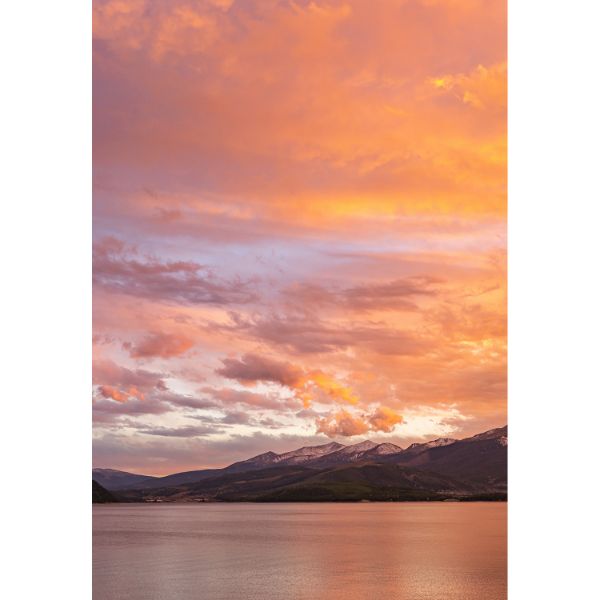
[127,331,195,358]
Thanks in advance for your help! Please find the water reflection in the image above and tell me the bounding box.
[93,503,506,600]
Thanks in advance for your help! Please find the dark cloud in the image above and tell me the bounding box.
[139,425,221,438]
[283,276,440,312]
[256,417,287,429]
[93,236,258,306]
[200,386,286,410]
[216,353,303,386]
[92,394,170,423]
[93,359,166,390]
[343,276,440,310]
[219,411,250,425]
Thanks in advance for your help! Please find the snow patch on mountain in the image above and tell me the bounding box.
[365,442,403,455]
[405,437,457,453]
[275,442,345,465]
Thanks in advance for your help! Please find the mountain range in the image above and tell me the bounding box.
[92,425,507,502]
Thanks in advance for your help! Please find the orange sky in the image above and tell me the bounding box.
[93,0,506,475]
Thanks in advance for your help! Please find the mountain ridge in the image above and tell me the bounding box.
[93,425,507,501]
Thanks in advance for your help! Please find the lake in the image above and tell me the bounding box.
[93,502,506,600]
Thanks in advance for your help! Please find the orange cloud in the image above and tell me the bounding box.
[98,385,127,402]
[316,405,404,437]
[94,0,506,218]
[367,406,404,433]
[217,353,358,408]
[98,384,145,403]
[298,371,359,407]
[127,386,145,401]
[316,409,370,437]
[430,62,507,112]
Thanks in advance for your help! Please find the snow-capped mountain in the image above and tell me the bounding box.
[275,441,345,465]
[403,437,457,456]
[309,440,380,466]
[464,425,507,446]
[364,442,404,456]
[226,442,346,472]
[228,430,507,472]
[300,440,404,467]
[228,439,405,471]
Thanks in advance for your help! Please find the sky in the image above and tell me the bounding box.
[93,0,506,476]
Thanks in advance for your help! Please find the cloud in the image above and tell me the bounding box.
[234,314,432,356]
[343,277,440,310]
[93,358,165,390]
[216,353,358,408]
[94,0,506,217]
[216,353,302,387]
[316,405,404,438]
[155,391,217,411]
[316,409,370,437]
[93,236,258,306]
[430,62,507,113]
[98,385,128,403]
[92,430,341,475]
[304,372,359,406]
[93,359,165,410]
[219,411,250,425]
[367,406,404,433]
[126,331,195,358]
[139,425,221,438]
[200,386,285,410]
[92,357,217,424]
[283,276,440,312]
[93,393,170,422]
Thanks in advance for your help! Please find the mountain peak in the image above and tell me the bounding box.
[226,450,280,472]
[465,426,507,442]
[347,440,379,452]
[319,439,379,460]
[282,441,345,457]
[253,451,279,460]
[366,442,403,455]
[275,441,346,464]
[405,437,457,454]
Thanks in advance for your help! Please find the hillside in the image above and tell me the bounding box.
[92,480,118,503]
[92,468,157,490]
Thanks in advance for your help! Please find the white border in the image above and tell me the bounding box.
[509,0,600,597]
[1,1,91,598]
[1,0,600,597]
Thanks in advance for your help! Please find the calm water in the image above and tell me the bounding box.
[93,503,506,600]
